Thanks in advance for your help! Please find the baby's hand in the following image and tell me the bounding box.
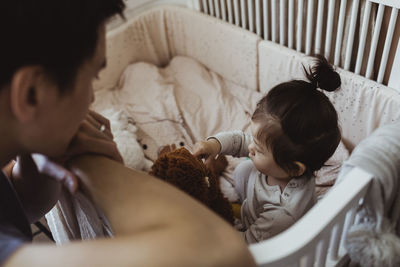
[193,139,221,162]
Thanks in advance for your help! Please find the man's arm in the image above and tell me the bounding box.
[6,156,255,267]
[5,110,122,224]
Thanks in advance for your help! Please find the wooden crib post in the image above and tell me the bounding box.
[344,0,360,70]
[325,0,336,60]
[388,34,400,91]
[366,4,385,79]
[377,7,398,83]
[355,0,372,74]
[296,0,304,52]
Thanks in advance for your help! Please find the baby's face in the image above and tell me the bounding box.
[248,121,289,180]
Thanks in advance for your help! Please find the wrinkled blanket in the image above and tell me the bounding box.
[47,56,349,242]
[336,121,400,267]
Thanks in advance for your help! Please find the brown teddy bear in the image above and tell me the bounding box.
[150,146,234,225]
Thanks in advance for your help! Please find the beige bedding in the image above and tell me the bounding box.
[93,55,348,200]
[94,56,261,160]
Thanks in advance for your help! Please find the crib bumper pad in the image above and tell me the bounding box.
[336,121,400,267]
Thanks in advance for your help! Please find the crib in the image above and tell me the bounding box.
[46,1,400,266]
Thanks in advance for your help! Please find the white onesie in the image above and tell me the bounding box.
[211,131,316,243]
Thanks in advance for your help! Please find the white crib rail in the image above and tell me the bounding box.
[249,167,373,267]
[198,0,400,90]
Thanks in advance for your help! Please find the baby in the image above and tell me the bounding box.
[193,56,341,243]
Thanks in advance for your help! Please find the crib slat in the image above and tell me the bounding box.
[324,0,336,59]
[249,0,254,32]
[214,0,220,18]
[263,0,270,40]
[202,0,209,14]
[233,0,240,26]
[256,0,262,36]
[315,0,325,54]
[271,0,277,42]
[227,0,233,23]
[220,0,226,21]
[303,248,316,267]
[389,34,400,90]
[192,0,201,11]
[354,208,363,225]
[240,0,247,29]
[280,0,286,45]
[366,4,385,79]
[334,0,348,66]
[344,0,360,70]
[297,0,304,51]
[208,0,215,16]
[355,0,372,74]
[306,0,315,55]
[339,208,357,250]
[377,7,399,83]
[288,0,294,49]
[316,239,329,267]
[329,223,344,261]
[348,208,357,226]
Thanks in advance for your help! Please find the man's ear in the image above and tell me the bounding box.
[292,161,306,177]
[9,66,44,122]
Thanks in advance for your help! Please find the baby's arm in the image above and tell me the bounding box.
[193,138,221,160]
[241,206,296,244]
[213,131,252,157]
[193,131,252,159]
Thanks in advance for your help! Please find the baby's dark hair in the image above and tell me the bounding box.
[252,55,341,177]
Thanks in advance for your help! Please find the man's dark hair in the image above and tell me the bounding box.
[0,0,125,92]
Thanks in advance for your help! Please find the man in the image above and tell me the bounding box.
[0,1,255,266]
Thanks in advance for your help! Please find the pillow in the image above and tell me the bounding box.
[315,140,350,198]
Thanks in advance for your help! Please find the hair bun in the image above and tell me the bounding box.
[304,55,341,92]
